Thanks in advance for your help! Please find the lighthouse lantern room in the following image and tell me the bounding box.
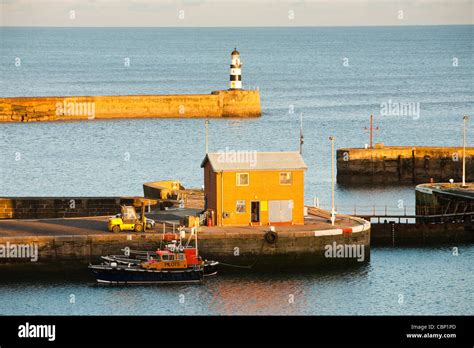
[230,48,242,90]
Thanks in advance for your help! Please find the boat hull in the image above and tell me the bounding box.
[89,265,204,284]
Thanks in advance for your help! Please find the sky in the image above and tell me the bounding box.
[0,0,472,27]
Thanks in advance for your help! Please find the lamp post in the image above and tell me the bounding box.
[462,115,468,187]
[205,120,209,154]
[329,136,336,226]
[299,113,304,154]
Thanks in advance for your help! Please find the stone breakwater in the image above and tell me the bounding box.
[0,90,261,122]
[337,146,474,184]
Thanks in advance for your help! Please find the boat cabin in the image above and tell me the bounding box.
[142,248,201,270]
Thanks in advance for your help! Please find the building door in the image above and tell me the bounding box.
[251,201,260,223]
[268,200,293,223]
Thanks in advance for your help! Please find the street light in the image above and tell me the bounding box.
[329,136,336,226]
[299,113,304,154]
[205,120,209,154]
[462,115,468,187]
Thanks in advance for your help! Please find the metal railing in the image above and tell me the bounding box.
[154,220,179,234]
[309,203,473,225]
[311,203,416,217]
[365,212,474,224]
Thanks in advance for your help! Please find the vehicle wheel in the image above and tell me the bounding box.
[112,225,121,233]
[135,224,143,232]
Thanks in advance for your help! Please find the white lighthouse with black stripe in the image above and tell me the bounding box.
[229,48,242,90]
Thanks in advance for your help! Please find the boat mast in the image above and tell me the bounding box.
[194,228,198,258]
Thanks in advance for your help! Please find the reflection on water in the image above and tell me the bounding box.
[208,267,370,315]
[209,275,310,315]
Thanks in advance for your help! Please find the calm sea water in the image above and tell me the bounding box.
[0,26,473,315]
[0,246,473,315]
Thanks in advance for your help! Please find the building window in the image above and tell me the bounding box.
[236,173,249,186]
[236,200,246,213]
[279,172,292,185]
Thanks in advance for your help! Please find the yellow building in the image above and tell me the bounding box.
[201,151,307,226]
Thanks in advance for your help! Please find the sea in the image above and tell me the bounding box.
[0,26,473,315]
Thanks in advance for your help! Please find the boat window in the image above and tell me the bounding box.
[178,254,185,261]
[162,254,175,261]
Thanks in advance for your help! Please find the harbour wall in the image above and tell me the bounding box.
[0,197,158,219]
[337,146,474,184]
[0,221,471,271]
[370,221,473,246]
[0,90,261,122]
[0,229,370,270]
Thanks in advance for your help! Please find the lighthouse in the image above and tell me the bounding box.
[229,48,242,90]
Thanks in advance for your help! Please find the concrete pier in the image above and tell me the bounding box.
[0,90,261,122]
[337,145,474,184]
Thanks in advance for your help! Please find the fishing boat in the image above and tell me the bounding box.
[89,229,218,284]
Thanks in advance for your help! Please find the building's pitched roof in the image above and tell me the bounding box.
[201,151,308,172]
